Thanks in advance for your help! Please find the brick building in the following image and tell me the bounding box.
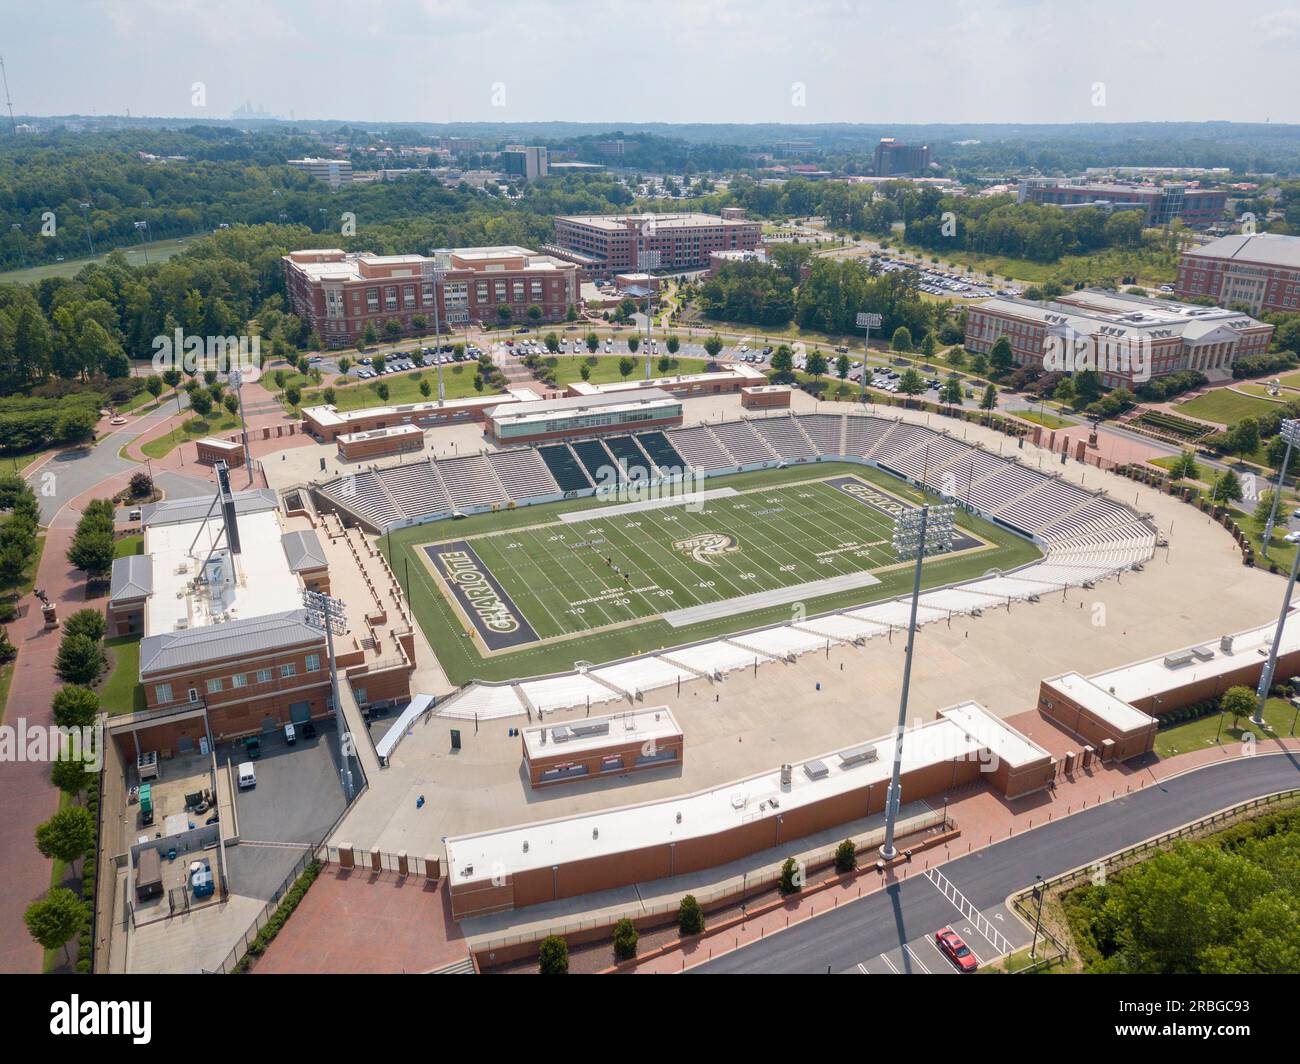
[1017,178,1226,228]
[964,289,1272,387]
[283,246,580,348]
[873,138,930,177]
[547,212,762,275]
[1175,232,1300,315]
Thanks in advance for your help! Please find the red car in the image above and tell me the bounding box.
[935,927,978,972]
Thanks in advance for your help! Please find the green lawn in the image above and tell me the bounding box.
[114,535,143,559]
[100,635,144,716]
[548,355,706,386]
[385,462,1041,685]
[295,365,502,413]
[1155,698,1297,761]
[894,240,1179,289]
[0,236,191,286]
[1149,454,1210,485]
[139,411,243,460]
[1176,388,1281,428]
[1013,408,1072,430]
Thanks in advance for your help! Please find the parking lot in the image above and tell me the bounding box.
[221,721,354,902]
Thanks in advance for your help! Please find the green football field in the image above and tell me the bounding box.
[386,463,1043,684]
[437,479,912,640]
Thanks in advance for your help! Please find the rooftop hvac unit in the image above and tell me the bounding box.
[1220,634,1235,653]
[1163,650,1196,669]
[803,760,829,781]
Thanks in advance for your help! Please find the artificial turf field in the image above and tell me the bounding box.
[383,462,1043,684]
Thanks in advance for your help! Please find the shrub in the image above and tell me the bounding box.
[613,917,638,961]
[55,633,105,686]
[834,839,857,873]
[63,608,106,644]
[779,857,803,895]
[678,894,705,936]
[128,471,153,497]
[538,934,569,974]
[52,686,99,728]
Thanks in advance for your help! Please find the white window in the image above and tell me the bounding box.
[155,683,173,704]
[206,678,223,694]
[232,674,248,689]
[281,663,297,679]
[305,654,321,673]
[188,688,199,704]
[256,668,272,684]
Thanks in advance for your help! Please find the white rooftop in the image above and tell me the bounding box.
[143,508,304,637]
[1043,671,1156,734]
[1088,614,1300,707]
[445,702,1022,883]
[522,706,681,761]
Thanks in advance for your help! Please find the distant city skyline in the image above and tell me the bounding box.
[4,0,1300,126]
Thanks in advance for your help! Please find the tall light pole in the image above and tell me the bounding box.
[228,368,253,486]
[1254,533,1300,727]
[133,219,151,263]
[430,252,448,406]
[857,312,881,402]
[880,503,955,860]
[640,248,661,381]
[1261,418,1300,558]
[303,589,354,801]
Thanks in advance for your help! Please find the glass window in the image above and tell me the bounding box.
[305,654,321,672]
[206,677,223,694]
[281,663,297,678]
[155,683,173,704]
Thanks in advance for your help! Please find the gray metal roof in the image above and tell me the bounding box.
[139,608,323,676]
[1185,232,1300,269]
[281,529,328,572]
[140,488,279,530]
[108,554,153,604]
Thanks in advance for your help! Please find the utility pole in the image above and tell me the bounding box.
[857,312,881,402]
[0,56,15,136]
[1261,419,1299,558]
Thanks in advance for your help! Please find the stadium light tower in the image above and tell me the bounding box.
[880,503,955,860]
[1261,418,1300,558]
[303,589,355,801]
[429,251,450,406]
[1254,526,1300,727]
[856,312,881,401]
[227,368,254,486]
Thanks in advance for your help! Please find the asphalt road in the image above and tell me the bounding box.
[695,751,1300,974]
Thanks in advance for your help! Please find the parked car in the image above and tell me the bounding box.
[935,927,978,972]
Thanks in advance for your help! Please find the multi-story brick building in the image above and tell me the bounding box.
[106,488,414,755]
[1017,178,1226,229]
[964,289,1272,388]
[547,211,762,275]
[283,246,580,347]
[1175,232,1300,315]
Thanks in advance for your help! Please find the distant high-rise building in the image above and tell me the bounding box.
[873,138,931,177]
[501,145,549,182]
[1018,178,1225,229]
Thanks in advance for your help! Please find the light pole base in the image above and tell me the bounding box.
[878,844,897,861]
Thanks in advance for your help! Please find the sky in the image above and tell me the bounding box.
[4,0,1300,126]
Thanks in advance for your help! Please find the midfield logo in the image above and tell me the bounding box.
[673,533,740,565]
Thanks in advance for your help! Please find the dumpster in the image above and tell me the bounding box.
[139,783,154,827]
[135,848,163,901]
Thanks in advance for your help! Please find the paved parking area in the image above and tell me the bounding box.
[224,724,349,845]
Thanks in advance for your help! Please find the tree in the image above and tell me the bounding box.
[613,917,639,961]
[770,345,794,379]
[1074,369,1102,407]
[129,470,153,497]
[526,305,543,328]
[835,839,858,873]
[51,756,92,797]
[323,387,336,405]
[372,355,387,375]
[920,331,937,358]
[1212,468,1243,505]
[63,608,106,644]
[222,392,239,415]
[383,319,402,340]
[899,368,925,405]
[1169,450,1200,483]
[544,332,559,353]
[586,332,600,354]
[666,335,680,355]
[941,376,963,409]
[980,383,998,424]
[1221,686,1255,728]
[678,894,705,936]
[67,530,113,581]
[496,304,512,327]
[703,335,723,358]
[1053,376,1077,409]
[657,356,671,374]
[1228,418,1261,466]
[1253,491,1276,529]
[618,357,635,379]
[627,336,640,355]
[144,375,162,400]
[376,382,390,401]
[837,353,850,382]
[890,326,913,353]
[338,356,352,374]
[538,934,569,974]
[188,390,214,418]
[285,386,302,407]
[419,379,432,398]
[579,363,591,382]
[35,806,95,871]
[52,686,99,729]
[989,336,1014,377]
[807,351,828,378]
[779,857,803,895]
[55,633,105,685]
[24,889,88,964]
[946,346,967,369]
